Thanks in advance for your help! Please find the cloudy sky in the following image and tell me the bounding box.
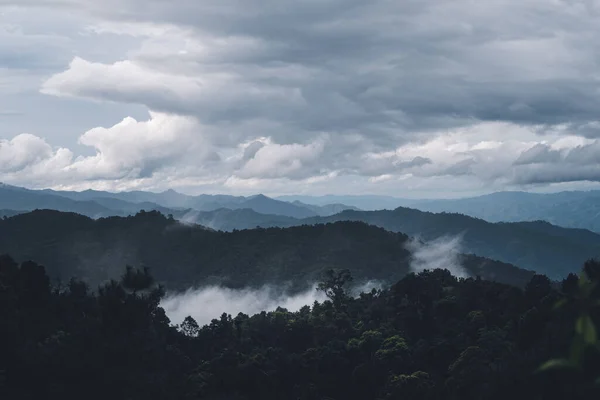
[2,0,600,198]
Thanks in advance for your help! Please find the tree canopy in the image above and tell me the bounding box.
[1,255,598,399]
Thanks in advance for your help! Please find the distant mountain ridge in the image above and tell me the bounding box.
[12,185,600,232]
[41,187,358,218]
[0,210,535,291]
[179,207,600,279]
[2,185,600,278]
[411,190,600,232]
[0,185,359,219]
[280,190,600,232]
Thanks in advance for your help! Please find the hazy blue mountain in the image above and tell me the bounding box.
[0,210,22,219]
[235,194,317,218]
[276,194,419,210]
[411,190,600,232]
[178,208,297,231]
[290,200,361,216]
[0,184,178,218]
[45,187,318,218]
[183,207,600,279]
[0,184,117,218]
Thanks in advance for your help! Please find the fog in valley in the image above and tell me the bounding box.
[162,236,466,325]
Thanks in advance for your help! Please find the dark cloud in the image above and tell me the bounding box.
[242,141,265,161]
[513,144,562,165]
[442,158,475,176]
[513,140,600,184]
[513,164,600,185]
[38,0,600,140]
[5,0,600,193]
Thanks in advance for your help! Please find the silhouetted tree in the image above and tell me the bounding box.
[317,268,353,307]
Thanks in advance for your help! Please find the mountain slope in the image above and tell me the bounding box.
[277,194,416,210]
[0,210,534,290]
[305,209,600,279]
[0,185,117,217]
[0,184,178,218]
[178,208,297,231]
[182,207,600,279]
[43,187,319,218]
[291,200,361,216]
[412,190,600,232]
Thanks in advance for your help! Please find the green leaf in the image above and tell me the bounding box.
[570,336,585,365]
[582,282,598,298]
[579,271,590,287]
[576,314,597,345]
[537,359,577,372]
[553,298,568,310]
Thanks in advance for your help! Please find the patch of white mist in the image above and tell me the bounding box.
[161,280,388,326]
[161,284,328,326]
[177,209,224,231]
[350,279,384,297]
[179,209,200,226]
[405,235,469,278]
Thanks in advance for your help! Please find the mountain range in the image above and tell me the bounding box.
[0,184,357,219]
[279,190,600,233]
[6,183,600,232]
[181,207,600,279]
[0,209,535,291]
[2,184,600,279]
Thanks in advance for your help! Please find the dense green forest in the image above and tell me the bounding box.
[1,255,599,399]
[186,207,600,280]
[3,183,600,280]
[0,210,534,290]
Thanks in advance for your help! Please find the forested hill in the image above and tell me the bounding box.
[303,209,600,279]
[0,210,534,290]
[187,207,600,279]
[1,255,598,399]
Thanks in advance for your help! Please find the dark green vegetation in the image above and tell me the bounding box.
[4,184,600,279]
[0,210,533,290]
[1,255,599,399]
[185,207,600,280]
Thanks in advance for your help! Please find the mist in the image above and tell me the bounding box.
[161,285,328,326]
[162,280,384,326]
[405,235,469,278]
[178,209,202,226]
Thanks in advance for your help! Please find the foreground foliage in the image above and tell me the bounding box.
[1,255,599,399]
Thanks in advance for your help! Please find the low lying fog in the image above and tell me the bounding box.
[162,235,468,326]
[162,284,327,326]
[162,280,383,326]
[406,235,469,278]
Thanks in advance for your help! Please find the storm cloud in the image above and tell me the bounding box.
[2,0,600,195]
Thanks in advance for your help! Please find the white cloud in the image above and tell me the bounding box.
[0,133,57,172]
[3,0,600,195]
[236,138,327,180]
[161,285,328,326]
[406,236,469,279]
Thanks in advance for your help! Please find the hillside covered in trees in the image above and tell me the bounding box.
[1,255,598,400]
[184,207,600,279]
[3,183,600,281]
[0,210,533,291]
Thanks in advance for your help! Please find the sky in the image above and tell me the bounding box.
[3,0,600,198]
